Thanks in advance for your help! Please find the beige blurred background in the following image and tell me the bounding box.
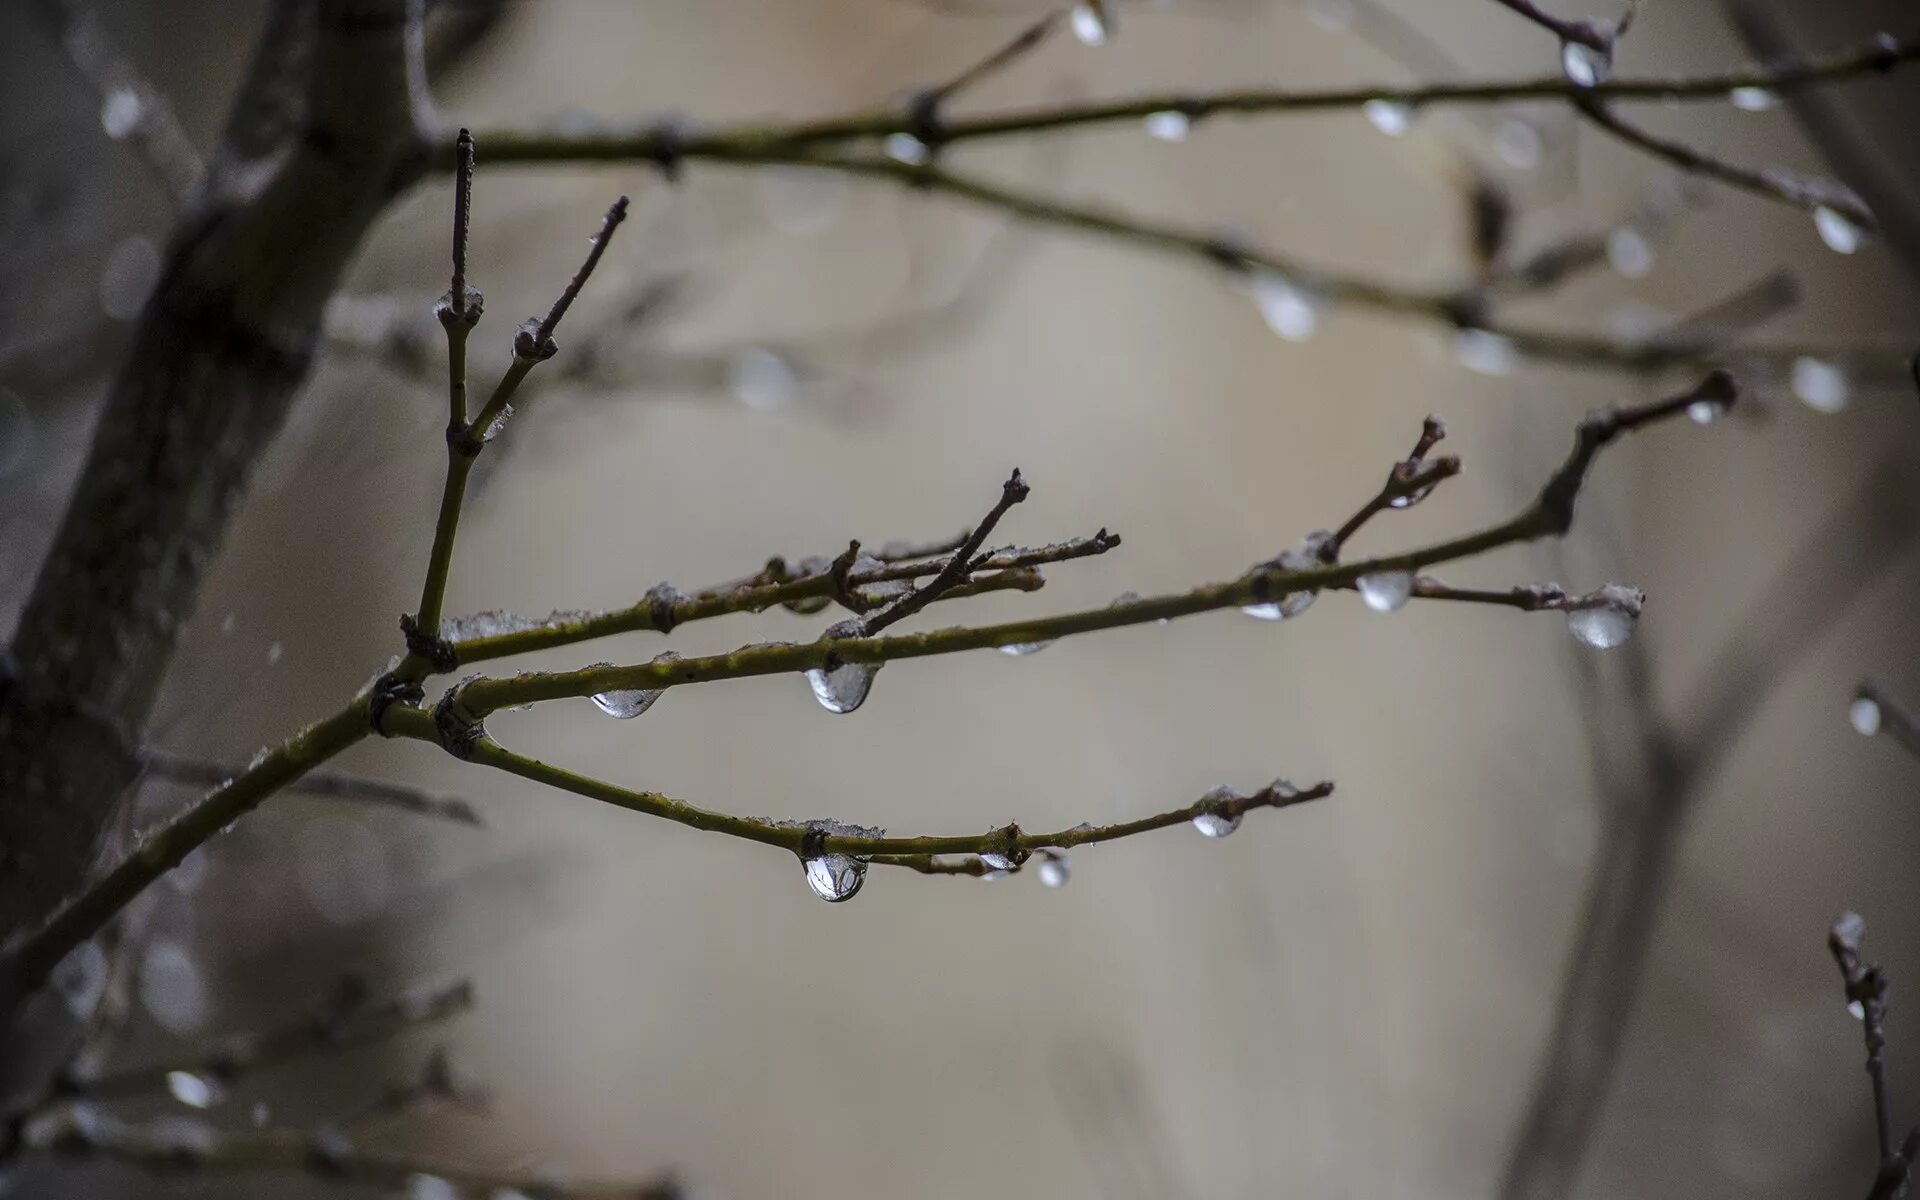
[4,1,1919,1196]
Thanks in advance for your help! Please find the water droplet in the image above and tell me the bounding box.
[807,621,879,713]
[99,235,160,321]
[1565,584,1643,649]
[727,347,798,411]
[998,640,1054,657]
[1070,1,1112,45]
[100,87,144,139]
[1249,272,1322,342]
[588,651,681,719]
[1110,591,1144,608]
[1813,206,1864,255]
[804,852,866,902]
[1037,852,1070,888]
[265,640,284,666]
[756,166,846,235]
[408,1174,460,1200]
[1362,99,1413,137]
[1850,696,1882,736]
[140,940,209,1035]
[1455,328,1519,376]
[1242,533,1331,621]
[1730,86,1778,112]
[1493,117,1545,170]
[1192,786,1242,838]
[1560,37,1613,88]
[1606,227,1653,278]
[51,940,109,1019]
[167,1071,219,1109]
[1144,110,1190,142]
[883,132,931,165]
[165,845,209,895]
[1687,395,1729,425]
[1848,999,1867,1020]
[1790,356,1849,413]
[1357,570,1413,613]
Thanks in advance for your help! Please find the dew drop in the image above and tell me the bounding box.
[804,853,866,902]
[1037,852,1070,888]
[166,1070,219,1109]
[1241,533,1331,621]
[1191,786,1242,838]
[1249,272,1322,342]
[1357,570,1414,613]
[100,87,144,139]
[1687,395,1729,425]
[1813,206,1865,255]
[727,347,798,411]
[806,622,879,714]
[1790,356,1849,413]
[1729,86,1778,112]
[1850,696,1882,737]
[883,132,931,165]
[139,940,209,1035]
[1848,999,1867,1021]
[1362,99,1414,137]
[1455,329,1519,376]
[1565,584,1643,650]
[1606,227,1654,278]
[1070,1,1112,45]
[1560,37,1613,88]
[51,940,109,1019]
[1144,110,1190,142]
[1493,117,1545,170]
[998,640,1054,657]
[99,235,160,321]
[588,651,681,719]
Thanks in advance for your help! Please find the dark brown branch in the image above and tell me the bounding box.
[913,11,1060,116]
[1328,416,1457,554]
[1829,912,1895,1163]
[858,469,1030,636]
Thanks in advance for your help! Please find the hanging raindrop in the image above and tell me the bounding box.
[1242,533,1331,621]
[1560,35,1614,88]
[1849,696,1882,737]
[1037,852,1071,888]
[1729,86,1778,112]
[1144,110,1191,142]
[100,87,144,139]
[589,652,681,719]
[883,133,930,165]
[1070,1,1112,46]
[726,347,799,411]
[51,941,109,1019]
[1191,786,1242,838]
[806,622,879,714]
[1565,584,1643,649]
[1249,272,1322,342]
[799,821,877,902]
[166,1071,220,1110]
[1687,393,1729,425]
[1790,356,1849,413]
[1362,99,1414,137]
[1606,227,1654,278]
[1455,329,1519,376]
[1812,206,1865,255]
[1357,570,1414,613]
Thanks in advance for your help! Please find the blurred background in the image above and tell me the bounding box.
[3,1,1918,1196]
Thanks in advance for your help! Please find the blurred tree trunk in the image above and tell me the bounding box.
[0,0,426,1067]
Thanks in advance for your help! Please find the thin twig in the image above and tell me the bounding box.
[858,469,1030,635]
[1328,416,1457,555]
[1829,912,1894,1163]
[913,11,1061,115]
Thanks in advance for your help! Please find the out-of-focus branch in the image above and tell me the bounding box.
[13,1106,682,1200]
[66,977,473,1101]
[140,752,482,826]
[1829,912,1895,1164]
[29,0,204,201]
